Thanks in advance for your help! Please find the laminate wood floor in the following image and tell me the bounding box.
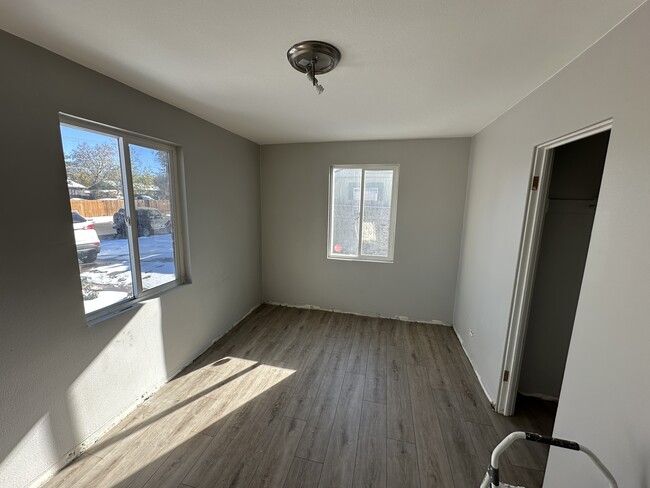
[43,305,556,488]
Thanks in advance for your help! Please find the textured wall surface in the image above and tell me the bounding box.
[453,3,650,486]
[0,31,261,488]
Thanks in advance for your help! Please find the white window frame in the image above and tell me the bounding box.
[59,113,187,324]
[327,164,400,263]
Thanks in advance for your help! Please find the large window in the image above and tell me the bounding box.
[328,165,399,262]
[59,115,185,321]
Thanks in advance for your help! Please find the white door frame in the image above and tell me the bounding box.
[496,118,613,416]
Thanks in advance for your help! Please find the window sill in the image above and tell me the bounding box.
[85,280,189,327]
[86,302,143,327]
[327,255,394,264]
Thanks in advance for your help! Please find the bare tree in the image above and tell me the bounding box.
[65,142,120,189]
[130,152,156,195]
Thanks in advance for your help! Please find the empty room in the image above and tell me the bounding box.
[1,1,648,487]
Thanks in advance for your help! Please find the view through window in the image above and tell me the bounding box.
[328,165,399,262]
[60,117,181,317]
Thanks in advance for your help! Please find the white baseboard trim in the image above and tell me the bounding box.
[28,302,263,488]
[264,300,451,326]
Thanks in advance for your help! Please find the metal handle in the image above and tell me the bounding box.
[480,432,617,488]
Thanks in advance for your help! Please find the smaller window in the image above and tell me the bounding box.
[328,165,399,262]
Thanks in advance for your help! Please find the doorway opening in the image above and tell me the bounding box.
[498,120,612,417]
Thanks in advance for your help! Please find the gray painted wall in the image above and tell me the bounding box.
[261,139,470,323]
[453,3,650,486]
[0,31,261,488]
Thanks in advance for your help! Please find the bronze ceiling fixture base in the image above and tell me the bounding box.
[287,40,341,94]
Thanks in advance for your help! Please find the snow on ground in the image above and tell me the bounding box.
[84,291,129,315]
[81,235,176,306]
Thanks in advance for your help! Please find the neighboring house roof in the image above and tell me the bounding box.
[67,179,87,189]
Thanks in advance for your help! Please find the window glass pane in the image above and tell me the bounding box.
[361,170,394,257]
[60,124,133,314]
[128,144,177,291]
[331,168,362,256]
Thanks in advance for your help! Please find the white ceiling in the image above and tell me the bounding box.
[0,1,644,144]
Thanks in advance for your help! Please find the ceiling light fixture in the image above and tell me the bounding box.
[287,40,341,95]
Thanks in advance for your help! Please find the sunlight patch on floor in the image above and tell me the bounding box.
[81,358,295,487]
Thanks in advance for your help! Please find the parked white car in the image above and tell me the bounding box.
[72,211,101,263]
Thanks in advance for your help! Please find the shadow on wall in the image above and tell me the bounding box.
[37,306,300,487]
[1,266,259,488]
[0,28,260,488]
[0,292,181,487]
[0,301,125,482]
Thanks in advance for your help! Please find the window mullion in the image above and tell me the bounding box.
[120,137,143,298]
[357,169,366,257]
[387,169,399,261]
[328,167,335,255]
[168,149,183,282]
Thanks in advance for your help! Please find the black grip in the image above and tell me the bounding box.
[488,465,499,486]
[525,432,580,450]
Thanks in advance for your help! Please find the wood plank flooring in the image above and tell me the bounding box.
[43,305,555,488]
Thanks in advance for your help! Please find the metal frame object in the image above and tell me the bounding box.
[479,431,617,487]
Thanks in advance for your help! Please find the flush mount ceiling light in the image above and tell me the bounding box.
[287,40,341,95]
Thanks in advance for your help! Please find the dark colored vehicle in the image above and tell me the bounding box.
[113,207,170,238]
[72,211,101,263]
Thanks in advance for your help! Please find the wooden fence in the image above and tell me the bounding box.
[70,199,171,218]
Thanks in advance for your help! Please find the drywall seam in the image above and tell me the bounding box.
[452,326,495,406]
[27,302,263,488]
[264,300,451,326]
